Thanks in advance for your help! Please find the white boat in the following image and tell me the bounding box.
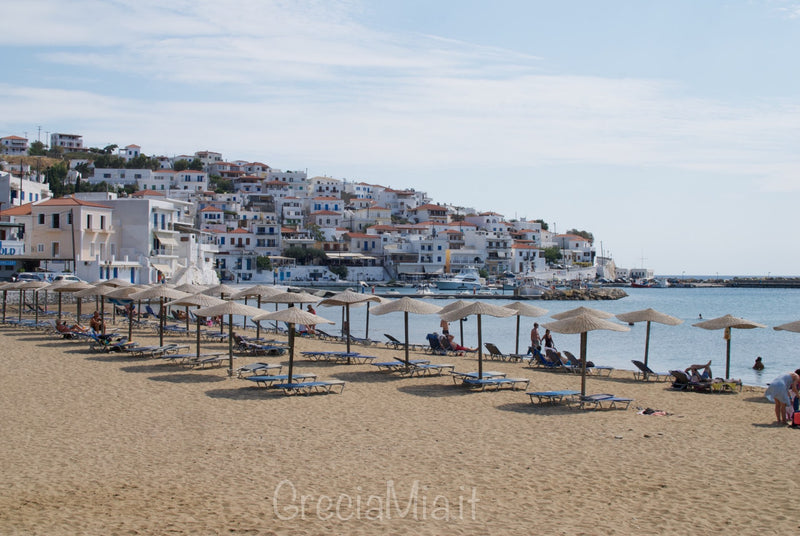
[512,273,551,297]
[435,267,484,291]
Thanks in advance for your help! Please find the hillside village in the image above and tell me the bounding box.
[0,132,644,286]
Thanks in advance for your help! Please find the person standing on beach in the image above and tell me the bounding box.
[764,369,800,425]
[530,322,541,353]
[440,318,450,335]
[542,329,555,351]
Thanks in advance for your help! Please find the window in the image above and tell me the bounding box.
[51,214,60,229]
[86,214,92,229]
[52,242,60,257]
[100,216,105,230]
[38,214,44,225]
[67,212,72,225]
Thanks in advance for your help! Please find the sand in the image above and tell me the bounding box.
[0,315,795,535]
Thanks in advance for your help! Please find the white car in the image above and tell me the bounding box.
[53,274,85,283]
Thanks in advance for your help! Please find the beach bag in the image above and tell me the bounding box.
[792,412,800,427]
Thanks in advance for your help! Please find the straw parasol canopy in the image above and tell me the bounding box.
[438,300,475,347]
[95,278,133,288]
[504,302,549,354]
[774,320,800,333]
[230,285,284,336]
[317,289,380,354]
[202,283,239,299]
[693,314,766,379]
[253,306,334,384]
[615,308,683,367]
[441,302,516,379]
[130,286,190,345]
[174,283,211,294]
[165,294,227,357]
[543,312,630,397]
[371,297,443,367]
[194,300,266,374]
[551,306,614,320]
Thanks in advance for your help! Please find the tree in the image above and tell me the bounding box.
[173,159,190,171]
[534,219,549,231]
[283,246,327,265]
[44,162,69,197]
[256,255,272,271]
[329,265,348,280]
[543,246,562,264]
[306,223,325,242]
[209,175,233,193]
[567,229,594,243]
[28,141,46,156]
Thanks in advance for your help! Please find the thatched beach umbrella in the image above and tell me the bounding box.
[616,308,683,368]
[317,289,380,355]
[165,294,226,358]
[438,300,475,347]
[19,280,50,326]
[58,281,93,324]
[0,281,23,323]
[231,285,283,336]
[441,302,516,379]
[371,297,443,368]
[774,320,800,333]
[130,286,190,346]
[105,285,146,341]
[504,302,548,354]
[202,283,239,300]
[543,312,630,397]
[693,314,766,379]
[260,290,321,334]
[551,306,614,320]
[253,306,334,384]
[194,300,265,375]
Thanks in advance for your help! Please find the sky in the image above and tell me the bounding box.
[2,0,800,276]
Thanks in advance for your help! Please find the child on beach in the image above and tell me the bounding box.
[764,369,800,425]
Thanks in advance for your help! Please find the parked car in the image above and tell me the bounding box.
[53,274,85,283]
[13,273,44,282]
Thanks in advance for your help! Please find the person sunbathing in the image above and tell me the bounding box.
[56,321,86,338]
[445,334,476,353]
[685,361,713,382]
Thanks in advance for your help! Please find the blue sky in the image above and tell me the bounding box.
[2,0,800,275]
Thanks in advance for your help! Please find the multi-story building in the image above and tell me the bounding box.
[50,133,84,151]
[1,136,28,155]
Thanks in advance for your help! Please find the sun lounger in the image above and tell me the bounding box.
[162,352,228,368]
[273,380,346,395]
[709,378,742,393]
[450,370,506,384]
[202,331,229,343]
[484,342,526,362]
[669,370,712,392]
[245,373,318,388]
[578,393,634,410]
[236,362,283,378]
[371,359,431,373]
[425,333,449,355]
[314,329,343,342]
[631,360,671,382]
[346,334,379,346]
[381,334,424,351]
[403,363,456,377]
[527,390,580,405]
[462,377,530,391]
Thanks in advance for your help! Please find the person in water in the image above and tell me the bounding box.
[753,356,764,371]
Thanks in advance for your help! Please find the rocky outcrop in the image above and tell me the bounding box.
[540,288,627,301]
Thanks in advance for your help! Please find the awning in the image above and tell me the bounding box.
[154,232,179,247]
[150,263,172,274]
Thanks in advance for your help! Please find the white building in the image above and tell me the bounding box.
[1,136,28,155]
[50,133,84,151]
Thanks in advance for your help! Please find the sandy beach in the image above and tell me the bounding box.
[0,314,795,535]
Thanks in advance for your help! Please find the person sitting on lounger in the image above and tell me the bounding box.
[56,320,84,338]
[685,361,713,382]
[89,311,105,333]
[444,333,476,353]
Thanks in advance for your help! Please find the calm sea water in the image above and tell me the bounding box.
[235,286,800,387]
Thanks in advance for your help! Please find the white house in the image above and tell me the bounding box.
[1,136,28,155]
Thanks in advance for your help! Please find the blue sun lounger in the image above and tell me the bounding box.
[236,362,283,378]
[273,380,346,395]
[462,377,530,391]
[527,390,580,405]
[578,393,634,410]
[450,370,506,385]
[371,359,430,373]
[245,373,318,388]
[403,363,456,377]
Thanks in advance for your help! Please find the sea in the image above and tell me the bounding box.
[234,285,800,388]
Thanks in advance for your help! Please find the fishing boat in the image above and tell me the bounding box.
[435,266,484,291]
